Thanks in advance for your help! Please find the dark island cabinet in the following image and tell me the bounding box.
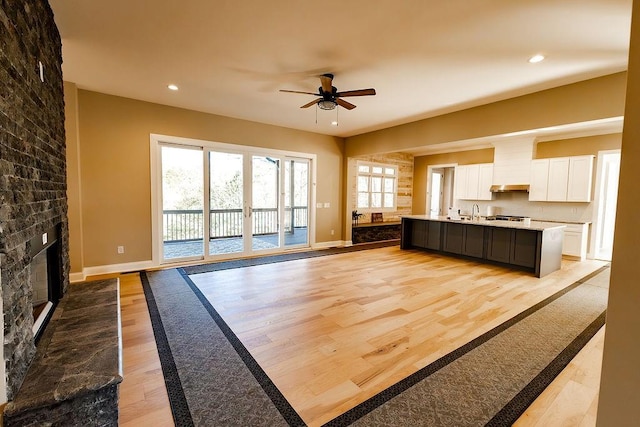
[463,224,485,258]
[411,219,427,247]
[486,227,513,264]
[486,228,540,268]
[442,222,464,254]
[425,221,442,250]
[405,218,442,250]
[401,217,563,278]
[511,229,539,268]
[443,223,485,257]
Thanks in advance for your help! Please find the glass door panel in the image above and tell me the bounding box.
[209,151,244,256]
[161,145,204,261]
[284,159,309,247]
[252,156,280,251]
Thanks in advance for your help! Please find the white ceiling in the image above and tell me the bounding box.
[50,0,632,139]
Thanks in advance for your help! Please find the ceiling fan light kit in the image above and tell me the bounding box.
[318,100,337,110]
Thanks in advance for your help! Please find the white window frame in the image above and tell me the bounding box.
[149,133,317,266]
[356,161,398,212]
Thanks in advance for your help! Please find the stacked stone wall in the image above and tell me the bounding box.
[0,0,69,399]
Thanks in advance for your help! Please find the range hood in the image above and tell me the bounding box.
[491,138,535,192]
[490,184,530,193]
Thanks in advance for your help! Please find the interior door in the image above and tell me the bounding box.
[429,168,445,215]
[594,151,620,260]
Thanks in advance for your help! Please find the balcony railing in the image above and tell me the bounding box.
[163,207,308,242]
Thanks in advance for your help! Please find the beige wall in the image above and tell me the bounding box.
[413,148,494,215]
[345,72,626,157]
[68,88,344,271]
[597,0,640,423]
[535,133,621,158]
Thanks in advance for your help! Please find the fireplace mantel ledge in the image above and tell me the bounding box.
[3,279,123,425]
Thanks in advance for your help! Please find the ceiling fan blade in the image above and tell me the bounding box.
[320,74,333,94]
[335,88,376,97]
[300,99,319,108]
[336,98,356,110]
[280,89,321,96]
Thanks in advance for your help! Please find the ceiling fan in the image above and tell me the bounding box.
[280,73,376,110]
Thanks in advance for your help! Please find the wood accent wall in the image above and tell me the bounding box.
[350,152,414,223]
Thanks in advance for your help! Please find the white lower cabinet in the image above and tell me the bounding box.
[561,223,589,260]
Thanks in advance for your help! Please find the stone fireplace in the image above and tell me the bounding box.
[0,0,70,402]
[28,224,63,342]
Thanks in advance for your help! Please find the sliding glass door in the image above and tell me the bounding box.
[209,151,245,256]
[252,156,281,251]
[158,142,311,263]
[284,158,309,248]
[161,145,204,261]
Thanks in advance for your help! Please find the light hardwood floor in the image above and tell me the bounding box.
[115,247,608,426]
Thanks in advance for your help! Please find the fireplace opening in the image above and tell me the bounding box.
[29,224,62,343]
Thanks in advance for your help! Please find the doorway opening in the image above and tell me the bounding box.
[427,165,456,216]
[591,150,621,261]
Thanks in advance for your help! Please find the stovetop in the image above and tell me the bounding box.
[486,215,532,222]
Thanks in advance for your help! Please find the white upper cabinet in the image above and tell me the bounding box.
[567,155,594,202]
[454,165,469,199]
[547,158,570,201]
[455,163,493,201]
[529,159,549,201]
[465,164,480,200]
[478,163,494,200]
[528,155,594,202]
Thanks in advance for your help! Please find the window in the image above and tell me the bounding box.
[357,162,397,210]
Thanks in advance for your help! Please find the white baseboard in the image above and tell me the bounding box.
[70,242,356,282]
[312,240,346,249]
[74,260,155,282]
[69,272,86,283]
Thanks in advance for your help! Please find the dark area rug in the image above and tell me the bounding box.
[142,269,304,426]
[143,255,608,427]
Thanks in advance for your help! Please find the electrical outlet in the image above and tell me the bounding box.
[331,229,334,236]
[117,246,125,254]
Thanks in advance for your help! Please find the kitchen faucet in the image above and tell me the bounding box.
[472,204,480,221]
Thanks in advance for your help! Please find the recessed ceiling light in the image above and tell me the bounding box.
[528,54,545,64]
[168,84,179,91]
[331,121,338,126]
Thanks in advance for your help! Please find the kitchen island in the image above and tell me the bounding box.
[401,215,566,277]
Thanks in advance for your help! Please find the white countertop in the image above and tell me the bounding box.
[402,215,566,231]
[532,219,591,225]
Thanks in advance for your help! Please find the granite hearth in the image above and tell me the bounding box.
[3,279,123,426]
